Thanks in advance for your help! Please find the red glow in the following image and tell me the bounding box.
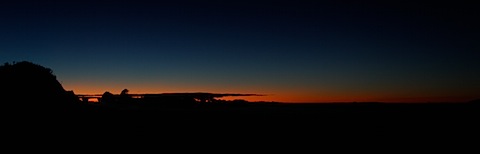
[63,83,476,103]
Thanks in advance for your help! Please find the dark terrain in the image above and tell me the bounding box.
[1,62,478,140]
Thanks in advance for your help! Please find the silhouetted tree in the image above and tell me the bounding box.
[0,61,80,112]
[121,89,129,96]
[101,91,114,104]
[119,89,133,103]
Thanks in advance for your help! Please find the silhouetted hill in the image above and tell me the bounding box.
[469,99,480,103]
[0,61,79,111]
[0,61,477,143]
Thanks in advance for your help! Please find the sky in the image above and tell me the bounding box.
[1,0,479,102]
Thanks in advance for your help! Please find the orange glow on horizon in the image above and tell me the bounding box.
[63,83,476,103]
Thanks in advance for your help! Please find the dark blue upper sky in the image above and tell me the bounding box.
[1,0,479,102]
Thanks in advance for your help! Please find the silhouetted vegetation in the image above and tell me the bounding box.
[0,61,478,124]
[100,91,114,104]
[0,61,478,142]
[0,61,80,112]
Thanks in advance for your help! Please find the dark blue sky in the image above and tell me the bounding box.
[1,0,479,102]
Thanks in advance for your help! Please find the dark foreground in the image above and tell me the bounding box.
[4,102,479,147]
[8,102,479,127]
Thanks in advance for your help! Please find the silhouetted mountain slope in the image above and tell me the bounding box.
[0,61,79,111]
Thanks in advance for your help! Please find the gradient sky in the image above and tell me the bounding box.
[1,0,479,102]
